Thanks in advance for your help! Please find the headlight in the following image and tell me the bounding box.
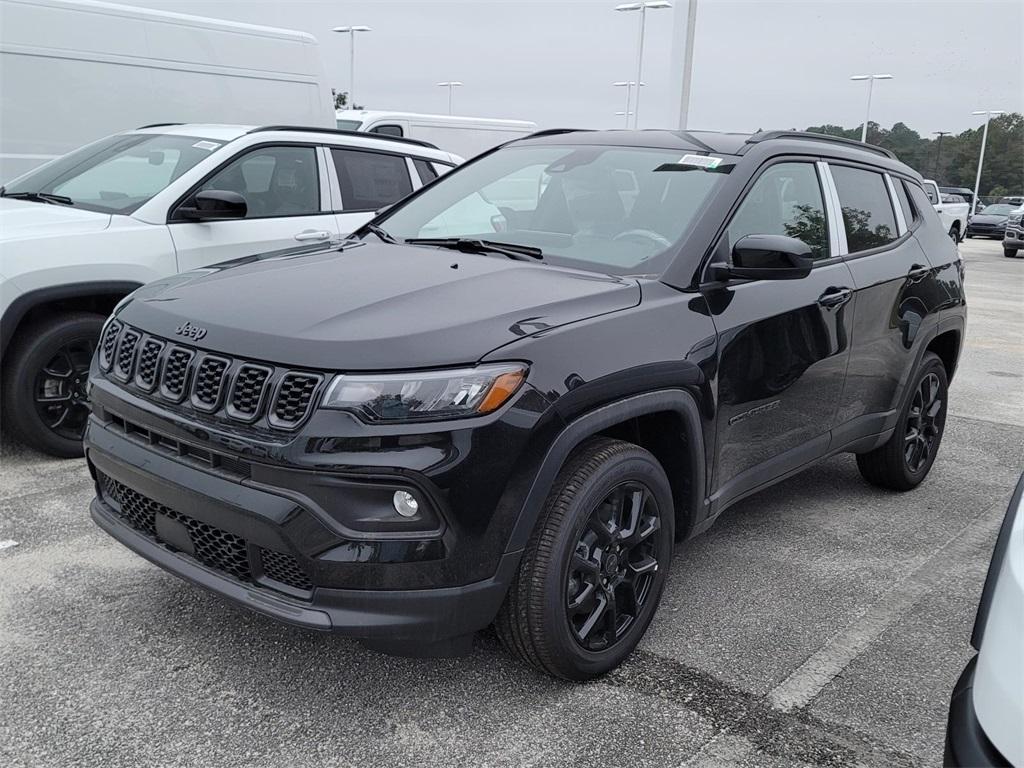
[321,363,527,422]
[1009,214,1022,225]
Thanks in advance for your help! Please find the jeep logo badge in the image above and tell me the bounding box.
[175,321,207,341]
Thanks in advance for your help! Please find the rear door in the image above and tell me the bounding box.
[168,143,337,272]
[828,163,945,445]
[327,146,416,235]
[703,159,856,507]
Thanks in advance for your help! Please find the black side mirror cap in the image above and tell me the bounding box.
[177,190,247,221]
[711,234,815,281]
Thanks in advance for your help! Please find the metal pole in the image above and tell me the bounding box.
[633,6,646,129]
[973,115,991,207]
[623,81,633,127]
[861,77,874,143]
[448,84,453,115]
[677,0,697,129]
[349,31,356,108]
[932,132,949,179]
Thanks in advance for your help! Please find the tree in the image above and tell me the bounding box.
[332,88,363,111]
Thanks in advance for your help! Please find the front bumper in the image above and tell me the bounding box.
[966,223,1006,237]
[944,656,1009,767]
[1003,226,1023,249]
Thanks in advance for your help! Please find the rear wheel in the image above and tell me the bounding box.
[856,352,948,491]
[495,437,674,680]
[1,312,104,457]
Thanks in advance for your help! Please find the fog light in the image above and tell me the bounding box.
[392,490,419,518]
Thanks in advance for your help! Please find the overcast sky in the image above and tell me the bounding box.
[126,0,1022,135]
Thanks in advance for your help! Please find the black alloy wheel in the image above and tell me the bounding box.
[566,481,662,651]
[904,371,943,474]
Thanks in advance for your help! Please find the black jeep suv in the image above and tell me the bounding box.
[85,129,966,680]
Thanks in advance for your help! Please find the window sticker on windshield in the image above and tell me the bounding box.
[654,154,731,173]
[679,154,722,168]
[192,141,221,151]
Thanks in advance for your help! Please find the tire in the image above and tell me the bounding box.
[495,437,675,680]
[965,233,973,239]
[856,352,948,491]
[948,224,960,243]
[1,312,104,457]
[1005,248,1019,258]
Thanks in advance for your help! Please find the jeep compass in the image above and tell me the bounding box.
[85,129,966,680]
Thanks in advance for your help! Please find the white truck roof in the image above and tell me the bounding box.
[335,110,537,130]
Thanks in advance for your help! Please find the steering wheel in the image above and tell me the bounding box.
[613,229,673,248]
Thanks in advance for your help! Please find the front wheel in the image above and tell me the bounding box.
[1,312,104,457]
[1005,247,1019,258]
[495,437,674,680]
[856,352,948,491]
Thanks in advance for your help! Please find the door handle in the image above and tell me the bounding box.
[908,263,931,281]
[294,230,332,242]
[817,287,852,308]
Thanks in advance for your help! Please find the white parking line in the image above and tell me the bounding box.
[767,500,1002,712]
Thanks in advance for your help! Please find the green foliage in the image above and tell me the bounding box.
[805,113,1023,195]
[331,88,363,111]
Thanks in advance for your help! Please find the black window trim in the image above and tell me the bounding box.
[167,141,325,224]
[823,158,911,263]
[327,144,418,215]
[699,154,839,286]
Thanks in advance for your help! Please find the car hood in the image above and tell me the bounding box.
[971,214,1008,225]
[0,197,111,241]
[119,242,641,369]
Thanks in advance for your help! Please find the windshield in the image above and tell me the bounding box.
[377,143,730,275]
[2,133,222,214]
[336,119,364,131]
[979,204,1015,215]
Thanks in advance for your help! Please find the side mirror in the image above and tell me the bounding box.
[177,190,247,221]
[710,234,814,281]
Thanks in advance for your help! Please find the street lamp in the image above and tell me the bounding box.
[932,131,951,178]
[331,26,371,109]
[971,110,1006,209]
[615,1,671,129]
[613,81,644,128]
[850,73,893,143]
[437,81,463,115]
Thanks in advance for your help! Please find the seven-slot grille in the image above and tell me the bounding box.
[100,323,323,430]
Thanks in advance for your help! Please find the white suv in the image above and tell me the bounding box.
[0,123,461,456]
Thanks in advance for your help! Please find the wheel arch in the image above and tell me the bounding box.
[505,389,708,554]
[0,281,141,360]
[927,322,964,382]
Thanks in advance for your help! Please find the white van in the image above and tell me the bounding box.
[0,0,334,181]
[335,110,538,159]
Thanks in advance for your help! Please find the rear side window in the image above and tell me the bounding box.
[830,165,898,253]
[331,148,413,210]
[924,184,939,205]
[894,179,916,224]
[413,158,438,185]
[726,161,830,261]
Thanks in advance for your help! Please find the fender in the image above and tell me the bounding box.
[505,388,707,554]
[0,281,142,359]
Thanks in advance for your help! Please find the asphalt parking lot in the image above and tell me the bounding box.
[2,238,1022,768]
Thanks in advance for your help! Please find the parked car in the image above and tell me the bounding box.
[84,129,965,680]
[939,186,977,213]
[0,123,460,457]
[966,203,1016,239]
[335,110,538,159]
[925,179,969,241]
[0,0,335,182]
[996,195,1024,207]
[1003,207,1023,258]
[944,473,1023,767]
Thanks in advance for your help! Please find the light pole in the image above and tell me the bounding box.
[331,26,371,109]
[850,73,893,143]
[674,0,698,129]
[932,131,950,179]
[971,110,1005,209]
[437,81,463,115]
[615,1,671,129]
[613,81,644,128]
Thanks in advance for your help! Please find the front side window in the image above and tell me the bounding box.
[378,144,729,275]
[2,133,217,214]
[726,162,830,260]
[830,165,898,253]
[196,146,319,218]
[331,148,413,210]
[370,124,404,137]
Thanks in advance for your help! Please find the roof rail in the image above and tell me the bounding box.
[248,125,438,150]
[136,122,184,129]
[745,130,897,160]
[518,128,593,140]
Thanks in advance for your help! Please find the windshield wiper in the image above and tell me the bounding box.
[365,223,397,243]
[405,237,544,261]
[1,191,74,206]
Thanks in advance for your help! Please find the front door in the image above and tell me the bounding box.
[703,160,856,507]
[168,144,339,273]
